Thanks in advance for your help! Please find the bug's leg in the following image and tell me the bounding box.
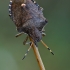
[15,32,24,37]
[41,40,54,55]
[22,42,33,60]
[42,32,46,36]
[25,42,32,45]
[42,27,46,36]
[23,36,29,45]
[42,27,45,32]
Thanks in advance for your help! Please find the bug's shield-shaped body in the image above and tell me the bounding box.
[9,0,48,44]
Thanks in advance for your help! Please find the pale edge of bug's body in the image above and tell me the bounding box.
[8,0,54,60]
[8,0,43,17]
[9,0,12,19]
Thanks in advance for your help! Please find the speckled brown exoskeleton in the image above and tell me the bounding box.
[8,0,54,60]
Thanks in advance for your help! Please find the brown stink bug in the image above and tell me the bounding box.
[8,0,54,59]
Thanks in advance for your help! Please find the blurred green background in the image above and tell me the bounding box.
[0,0,70,70]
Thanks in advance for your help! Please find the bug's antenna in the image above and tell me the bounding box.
[22,42,33,60]
[41,40,54,55]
